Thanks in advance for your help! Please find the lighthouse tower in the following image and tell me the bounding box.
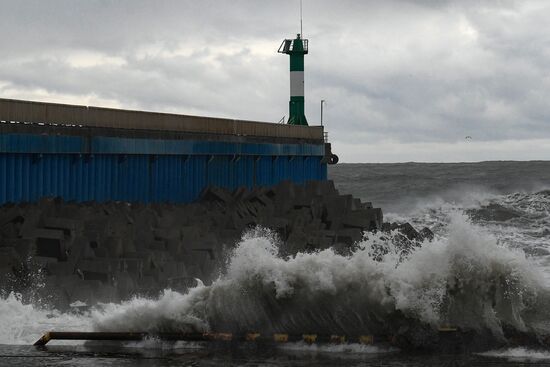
[278,34,309,126]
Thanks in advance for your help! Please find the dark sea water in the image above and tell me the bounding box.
[330,161,550,213]
[2,161,550,366]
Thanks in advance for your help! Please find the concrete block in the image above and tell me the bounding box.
[217,229,241,245]
[0,206,23,226]
[166,276,197,292]
[166,238,183,255]
[23,228,65,240]
[66,280,102,304]
[336,228,363,246]
[77,259,113,274]
[273,180,296,201]
[232,186,249,201]
[163,261,188,279]
[83,217,110,237]
[94,284,119,304]
[250,192,273,207]
[189,249,216,277]
[32,256,58,267]
[0,247,21,268]
[122,258,143,277]
[183,263,203,280]
[114,271,136,299]
[0,212,23,238]
[77,259,116,284]
[35,237,66,259]
[47,261,75,276]
[286,229,307,247]
[123,238,137,255]
[79,239,97,260]
[180,226,200,242]
[0,238,34,258]
[306,180,338,197]
[200,186,234,205]
[288,208,312,231]
[192,233,219,251]
[43,217,84,233]
[154,227,180,240]
[18,209,42,237]
[149,250,170,268]
[346,208,384,230]
[310,197,325,219]
[341,210,373,229]
[52,274,81,288]
[324,196,347,217]
[318,230,337,241]
[257,217,288,233]
[138,276,158,291]
[103,236,124,257]
[147,240,166,251]
[93,245,109,258]
[133,208,158,230]
[135,221,155,239]
[243,201,258,217]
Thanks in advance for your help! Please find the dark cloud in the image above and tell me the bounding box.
[0,0,549,161]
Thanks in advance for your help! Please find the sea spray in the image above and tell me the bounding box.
[1,213,546,348]
[92,287,211,334]
[0,292,92,345]
[91,214,550,348]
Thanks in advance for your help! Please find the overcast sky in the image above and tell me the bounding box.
[1,0,550,162]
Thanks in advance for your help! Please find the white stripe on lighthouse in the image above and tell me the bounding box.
[290,71,304,97]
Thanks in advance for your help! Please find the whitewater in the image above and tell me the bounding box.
[2,161,550,366]
[2,214,550,344]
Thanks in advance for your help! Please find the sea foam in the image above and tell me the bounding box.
[91,214,550,345]
[2,213,548,348]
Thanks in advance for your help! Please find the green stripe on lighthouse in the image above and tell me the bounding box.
[278,34,309,126]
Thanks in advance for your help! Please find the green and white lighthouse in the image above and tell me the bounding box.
[278,34,309,126]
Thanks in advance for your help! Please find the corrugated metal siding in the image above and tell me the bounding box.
[0,132,327,204]
[0,133,324,156]
[0,153,327,205]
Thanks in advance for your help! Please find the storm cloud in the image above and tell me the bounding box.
[1,0,549,162]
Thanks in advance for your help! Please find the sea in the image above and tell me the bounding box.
[2,161,550,366]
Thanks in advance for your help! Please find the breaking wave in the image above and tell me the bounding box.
[90,214,550,349]
[0,292,92,345]
[387,188,550,282]
[2,209,550,350]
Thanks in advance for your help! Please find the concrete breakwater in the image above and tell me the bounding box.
[0,180,421,310]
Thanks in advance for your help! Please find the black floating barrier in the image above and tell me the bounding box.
[33,331,393,347]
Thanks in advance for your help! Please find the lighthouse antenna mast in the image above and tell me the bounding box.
[300,0,303,36]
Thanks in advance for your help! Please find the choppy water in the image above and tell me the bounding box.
[2,161,550,366]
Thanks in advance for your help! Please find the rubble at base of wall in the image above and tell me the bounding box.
[0,180,432,310]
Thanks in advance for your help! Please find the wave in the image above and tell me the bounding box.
[479,347,550,361]
[0,292,92,345]
[386,189,550,273]
[89,214,550,350]
[2,213,548,350]
[278,341,396,354]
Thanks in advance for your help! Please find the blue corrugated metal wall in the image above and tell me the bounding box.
[0,133,327,204]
